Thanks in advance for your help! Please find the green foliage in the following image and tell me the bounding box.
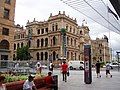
[4,75,28,83]
[61,28,66,35]
[16,45,32,60]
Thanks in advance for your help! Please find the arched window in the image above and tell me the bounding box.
[80,31,82,35]
[71,38,73,46]
[70,26,72,32]
[28,40,31,47]
[52,24,54,31]
[71,52,73,60]
[66,25,68,30]
[74,39,76,46]
[67,37,69,46]
[0,40,9,50]
[41,52,43,60]
[41,38,44,47]
[53,36,56,45]
[75,53,76,60]
[37,39,40,47]
[45,52,48,60]
[21,42,23,47]
[45,38,48,47]
[17,43,19,48]
[53,51,56,61]
[14,43,16,50]
[100,49,102,54]
[67,52,69,59]
[55,24,58,31]
[36,52,39,60]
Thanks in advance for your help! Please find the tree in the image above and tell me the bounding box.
[16,45,32,60]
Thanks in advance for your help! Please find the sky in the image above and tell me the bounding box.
[15,0,120,55]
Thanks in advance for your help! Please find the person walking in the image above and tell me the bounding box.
[61,61,68,82]
[49,62,54,73]
[35,61,42,74]
[95,61,101,78]
[23,75,37,90]
[106,63,112,78]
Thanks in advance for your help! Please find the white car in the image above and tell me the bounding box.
[68,60,84,70]
[109,63,119,69]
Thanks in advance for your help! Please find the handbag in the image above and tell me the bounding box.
[67,71,69,76]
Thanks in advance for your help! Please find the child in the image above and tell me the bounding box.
[106,63,112,78]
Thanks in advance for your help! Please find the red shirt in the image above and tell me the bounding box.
[61,64,68,72]
[44,76,54,85]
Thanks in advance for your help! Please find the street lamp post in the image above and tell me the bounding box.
[116,52,120,71]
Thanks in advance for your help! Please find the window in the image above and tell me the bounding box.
[4,8,10,19]
[41,38,44,47]
[55,24,58,31]
[52,24,54,31]
[37,39,40,47]
[14,44,16,50]
[45,28,48,33]
[41,29,44,34]
[5,0,11,4]
[36,52,39,60]
[45,38,48,47]
[41,52,43,60]
[66,25,68,30]
[21,42,23,47]
[37,29,40,34]
[2,27,9,36]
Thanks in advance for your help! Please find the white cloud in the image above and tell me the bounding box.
[15,0,120,51]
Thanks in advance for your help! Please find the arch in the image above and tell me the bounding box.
[0,40,9,49]
[41,52,43,60]
[36,52,39,60]
[45,38,48,47]
[41,38,44,47]
[45,52,48,60]
[74,39,76,46]
[37,39,40,47]
[53,51,56,61]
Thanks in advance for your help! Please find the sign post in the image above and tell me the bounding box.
[84,44,92,84]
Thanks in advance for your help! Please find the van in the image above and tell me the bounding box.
[68,60,84,70]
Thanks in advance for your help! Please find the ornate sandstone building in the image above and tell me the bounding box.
[13,11,91,64]
[0,0,16,60]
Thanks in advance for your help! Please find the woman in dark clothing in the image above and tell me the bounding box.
[95,61,101,78]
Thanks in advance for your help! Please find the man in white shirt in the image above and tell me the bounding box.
[23,75,37,90]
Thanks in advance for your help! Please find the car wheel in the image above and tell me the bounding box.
[69,66,73,70]
[79,66,83,70]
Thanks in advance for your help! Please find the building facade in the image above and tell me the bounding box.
[13,11,91,64]
[91,36,110,64]
[0,0,16,60]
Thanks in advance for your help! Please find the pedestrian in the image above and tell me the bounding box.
[95,61,101,78]
[44,72,56,90]
[35,61,42,74]
[106,63,112,78]
[61,61,68,82]
[0,75,6,90]
[23,75,37,90]
[49,62,54,73]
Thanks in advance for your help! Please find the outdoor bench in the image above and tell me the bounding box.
[5,75,58,90]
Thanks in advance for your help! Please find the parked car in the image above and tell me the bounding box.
[103,62,119,69]
[68,60,84,70]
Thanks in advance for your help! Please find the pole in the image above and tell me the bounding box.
[116,52,120,71]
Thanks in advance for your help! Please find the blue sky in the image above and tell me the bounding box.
[15,0,120,53]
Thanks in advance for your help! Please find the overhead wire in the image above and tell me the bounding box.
[60,0,120,34]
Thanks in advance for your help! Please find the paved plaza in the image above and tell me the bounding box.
[57,70,120,90]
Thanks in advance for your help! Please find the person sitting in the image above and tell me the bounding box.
[44,72,55,90]
[23,75,37,90]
